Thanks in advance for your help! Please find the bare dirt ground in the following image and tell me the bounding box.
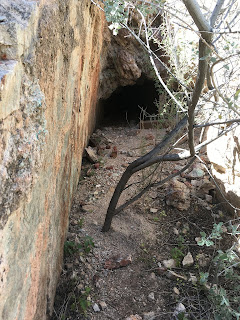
[52,125,234,320]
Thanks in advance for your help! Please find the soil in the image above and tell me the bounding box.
[52,124,237,320]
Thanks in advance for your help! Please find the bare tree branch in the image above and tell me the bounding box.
[194,118,240,128]
[101,116,188,232]
[134,122,239,171]
[210,0,226,28]
[210,60,240,117]
[188,39,210,156]
[94,0,240,233]
[114,157,195,215]
[182,0,212,34]
[137,8,186,113]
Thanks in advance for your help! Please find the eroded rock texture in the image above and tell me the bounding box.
[0,1,106,319]
[99,27,164,99]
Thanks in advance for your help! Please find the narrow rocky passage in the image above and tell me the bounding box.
[52,124,233,320]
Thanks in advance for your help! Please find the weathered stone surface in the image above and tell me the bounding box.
[162,258,176,269]
[182,252,194,267]
[85,146,99,163]
[99,28,160,100]
[0,1,107,319]
[166,179,191,211]
[207,126,240,212]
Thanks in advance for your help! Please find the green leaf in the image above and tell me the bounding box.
[234,89,240,100]
[197,239,205,246]
[220,290,230,307]
[199,272,209,284]
[205,239,214,246]
[199,55,208,61]
[231,224,240,235]
[210,57,217,63]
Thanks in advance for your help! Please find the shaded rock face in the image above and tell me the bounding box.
[99,28,155,100]
[207,126,240,212]
[0,0,106,319]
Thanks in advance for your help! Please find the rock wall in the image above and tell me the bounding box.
[0,1,107,319]
[207,126,240,213]
[98,27,166,100]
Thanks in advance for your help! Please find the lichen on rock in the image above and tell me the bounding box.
[0,74,47,229]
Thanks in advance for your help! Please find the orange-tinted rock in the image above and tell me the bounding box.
[110,146,118,158]
[0,1,107,319]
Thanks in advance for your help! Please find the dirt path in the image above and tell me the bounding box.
[52,125,229,320]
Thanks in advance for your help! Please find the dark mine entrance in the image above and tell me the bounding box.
[99,76,159,127]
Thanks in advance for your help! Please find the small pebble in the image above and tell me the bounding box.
[163,259,176,269]
[182,252,194,267]
[173,228,179,235]
[148,292,155,301]
[143,311,155,320]
[99,301,107,310]
[93,303,100,312]
[173,287,180,295]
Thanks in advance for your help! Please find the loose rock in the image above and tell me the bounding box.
[187,164,205,178]
[189,273,197,285]
[166,179,190,211]
[143,311,155,320]
[127,151,134,157]
[173,227,179,235]
[156,267,167,275]
[85,146,98,163]
[197,253,209,267]
[198,179,215,198]
[126,315,142,320]
[182,252,194,267]
[99,301,107,310]
[173,303,186,317]
[163,259,176,269]
[205,194,213,203]
[173,287,180,295]
[110,146,118,158]
[148,292,155,301]
[92,303,100,312]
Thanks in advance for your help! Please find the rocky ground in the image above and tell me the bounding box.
[52,124,238,320]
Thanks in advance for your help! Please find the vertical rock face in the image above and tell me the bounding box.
[0,1,107,319]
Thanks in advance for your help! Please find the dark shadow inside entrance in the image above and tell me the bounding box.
[99,76,159,127]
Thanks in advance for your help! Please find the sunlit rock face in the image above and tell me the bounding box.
[207,126,240,212]
[0,1,106,319]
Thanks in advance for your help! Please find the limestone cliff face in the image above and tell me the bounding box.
[0,1,106,319]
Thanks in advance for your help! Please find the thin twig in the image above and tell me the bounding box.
[114,157,195,214]
[194,118,240,128]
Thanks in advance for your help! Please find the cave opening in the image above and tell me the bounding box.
[99,76,159,127]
